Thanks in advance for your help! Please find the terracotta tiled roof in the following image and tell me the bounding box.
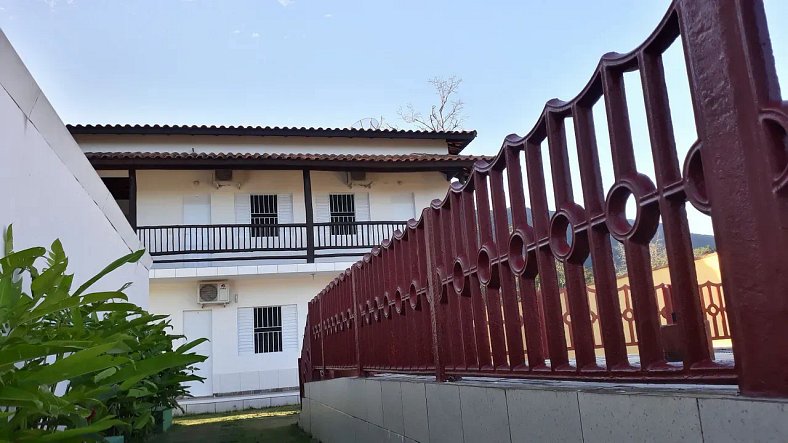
[84,151,492,176]
[85,151,487,162]
[67,124,477,154]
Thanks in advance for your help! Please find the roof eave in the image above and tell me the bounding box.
[67,125,477,154]
[85,156,484,178]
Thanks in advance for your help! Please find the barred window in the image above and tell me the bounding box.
[251,195,278,238]
[330,194,356,235]
[253,306,282,353]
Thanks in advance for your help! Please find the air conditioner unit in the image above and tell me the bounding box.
[197,281,231,305]
[212,169,239,188]
[343,171,368,187]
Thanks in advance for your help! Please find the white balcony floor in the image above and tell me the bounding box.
[149,261,357,279]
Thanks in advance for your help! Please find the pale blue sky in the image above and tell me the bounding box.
[1,0,786,235]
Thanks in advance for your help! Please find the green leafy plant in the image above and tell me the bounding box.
[0,226,206,442]
[98,309,207,437]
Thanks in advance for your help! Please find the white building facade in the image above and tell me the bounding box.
[70,124,480,406]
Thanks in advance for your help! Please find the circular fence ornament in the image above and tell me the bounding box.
[394,288,405,315]
[382,293,391,319]
[452,258,469,296]
[605,173,660,243]
[365,300,374,325]
[409,282,421,311]
[760,107,788,195]
[373,297,382,322]
[508,228,538,277]
[682,141,712,215]
[477,244,500,288]
[549,203,590,264]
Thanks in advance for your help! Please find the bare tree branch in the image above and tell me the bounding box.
[378,115,398,130]
[398,76,466,131]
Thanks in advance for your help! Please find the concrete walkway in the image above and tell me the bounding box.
[151,407,311,443]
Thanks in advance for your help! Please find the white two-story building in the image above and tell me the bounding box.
[69,123,481,410]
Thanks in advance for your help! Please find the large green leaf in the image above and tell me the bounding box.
[30,261,68,295]
[17,296,84,324]
[106,353,207,390]
[0,342,95,366]
[3,224,13,255]
[0,247,46,273]
[46,239,67,268]
[0,274,22,310]
[175,337,208,354]
[33,416,127,442]
[23,343,124,386]
[61,384,113,404]
[132,412,152,430]
[81,291,127,304]
[92,367,117,383]
[127,387,152,398]
[0,386,44,409]
[73,250,144,297]
[89,302,139,312]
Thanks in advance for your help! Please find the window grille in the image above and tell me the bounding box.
[251,194,278,237]
[253,306,282,353]
[329,194,356,235]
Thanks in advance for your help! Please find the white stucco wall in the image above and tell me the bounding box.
[149,273,335,394]
[0,30,150,307]
[75,134,450,156]
[310,170,448,221]
[133,169,448,227]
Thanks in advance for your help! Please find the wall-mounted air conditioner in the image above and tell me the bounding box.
[197,281,231,305]
[343,171,368,187]
[212,169,240,189]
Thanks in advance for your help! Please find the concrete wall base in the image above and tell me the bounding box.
[299,375,788,443]
[175,389,300,416]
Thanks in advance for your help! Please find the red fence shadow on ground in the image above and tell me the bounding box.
[300,0,788,398]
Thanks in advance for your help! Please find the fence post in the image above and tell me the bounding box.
[318,293,326,380]
[351,265,364,376]
[423,209,447,382]
[298,357,304,398]
[678,0,788,396]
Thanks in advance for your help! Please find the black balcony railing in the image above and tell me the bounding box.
[136,221,408,263]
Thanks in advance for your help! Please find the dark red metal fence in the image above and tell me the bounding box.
[300,0,788,397]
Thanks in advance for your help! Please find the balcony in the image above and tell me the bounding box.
[136,221,407,264]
